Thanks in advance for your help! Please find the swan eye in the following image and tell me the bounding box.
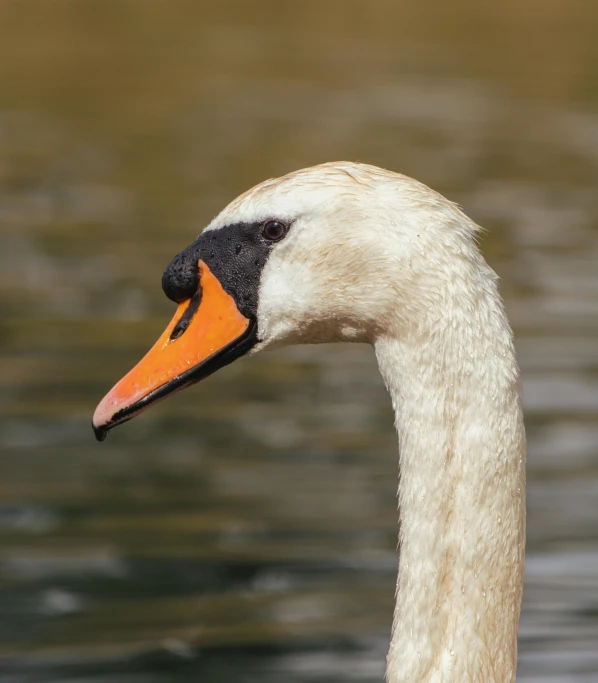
[262,220,287,242]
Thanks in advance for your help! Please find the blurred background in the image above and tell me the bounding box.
[1,1,597,681]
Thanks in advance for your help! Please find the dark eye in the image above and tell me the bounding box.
[262,220,287,241]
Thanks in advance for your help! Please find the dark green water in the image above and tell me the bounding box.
[1,2,597,681]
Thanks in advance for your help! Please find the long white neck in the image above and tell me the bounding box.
[374,259,526,683]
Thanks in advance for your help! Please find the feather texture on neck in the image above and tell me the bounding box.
[375,245,525,682]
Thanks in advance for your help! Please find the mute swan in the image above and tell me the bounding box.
[93,162,526,682]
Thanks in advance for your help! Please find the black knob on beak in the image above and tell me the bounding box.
[162,244,201,303]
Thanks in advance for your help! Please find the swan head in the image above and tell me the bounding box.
[93,161,480,440]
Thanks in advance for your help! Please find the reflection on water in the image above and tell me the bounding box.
[1,2,597,681]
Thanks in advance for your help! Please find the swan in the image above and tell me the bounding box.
[93,162,526,682]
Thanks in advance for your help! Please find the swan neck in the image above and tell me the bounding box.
[375,293,526,682]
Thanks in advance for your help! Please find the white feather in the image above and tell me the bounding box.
[208,162,526,683]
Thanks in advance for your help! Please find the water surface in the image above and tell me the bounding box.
[1,2,597,681]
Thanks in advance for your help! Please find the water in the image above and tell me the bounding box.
[1,2,597,681]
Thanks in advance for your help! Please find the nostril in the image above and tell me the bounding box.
[168,289,202,342]
[170,318,189,341]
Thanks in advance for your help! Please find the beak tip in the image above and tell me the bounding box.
[92,421,108,442]
[92,399,114,442]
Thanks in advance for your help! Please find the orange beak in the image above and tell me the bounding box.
[92,261,254,441]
